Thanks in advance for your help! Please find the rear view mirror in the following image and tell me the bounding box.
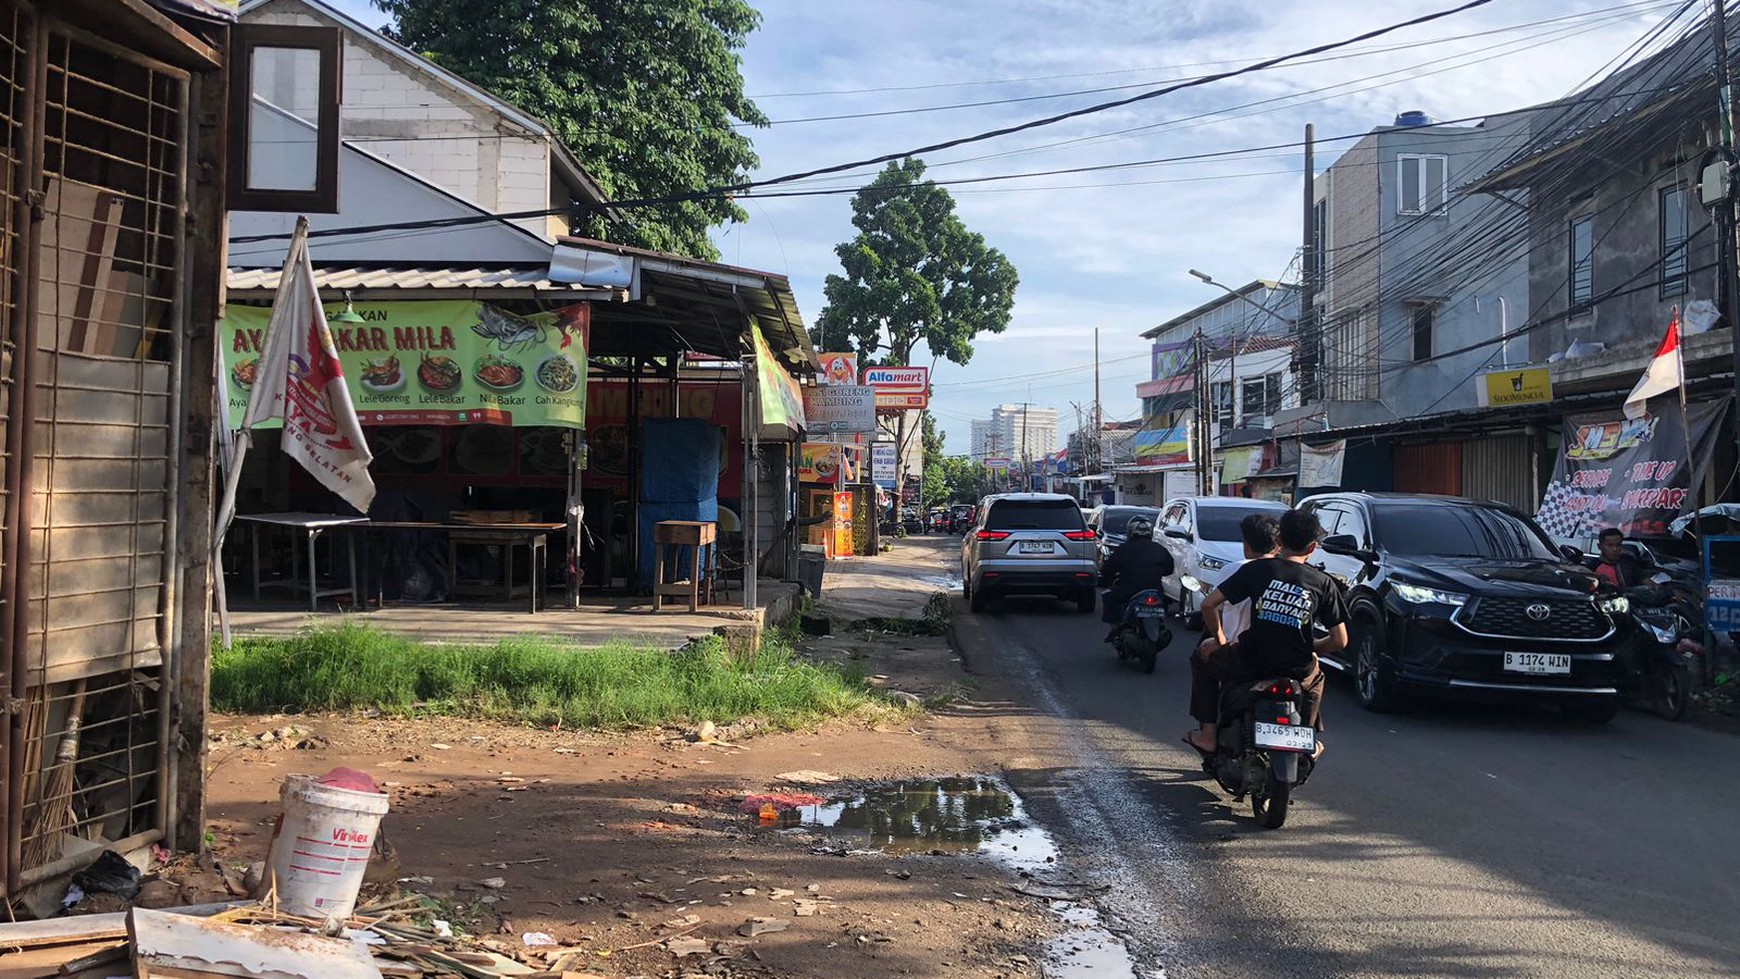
[1560,544,1586,563]
[1164,528,1192,541]
[1650,572,1672,585]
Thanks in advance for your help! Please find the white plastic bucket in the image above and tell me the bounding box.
[263,774,390,919]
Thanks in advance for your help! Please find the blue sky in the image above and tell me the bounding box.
[328,0,1674,453]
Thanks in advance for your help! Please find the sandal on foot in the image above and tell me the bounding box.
[1182,731,1216,754]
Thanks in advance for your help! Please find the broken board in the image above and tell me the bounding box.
[127,908,383,979]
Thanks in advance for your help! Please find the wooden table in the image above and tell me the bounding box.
[235,512,368,612]
[653,520,717,612]
[368,521,563,613]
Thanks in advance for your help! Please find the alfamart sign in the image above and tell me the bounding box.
[864,365,930,410]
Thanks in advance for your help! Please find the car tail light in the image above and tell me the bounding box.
[976,530,1011,541]
[1063,529,1095,541]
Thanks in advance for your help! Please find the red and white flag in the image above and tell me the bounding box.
[242,220,376,513]
[1622,312,1684,420]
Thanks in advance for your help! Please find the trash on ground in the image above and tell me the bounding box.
[736,917,789,937]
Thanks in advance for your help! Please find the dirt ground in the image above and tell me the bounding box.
[199,616,1063,979]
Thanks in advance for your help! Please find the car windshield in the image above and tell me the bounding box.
[987,500,1086,531]
[1101,508,1156,536]
[1373,503,1559,559]
[1195,506,1281,542]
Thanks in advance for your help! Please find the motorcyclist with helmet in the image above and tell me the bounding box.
[1098,514,1174,643]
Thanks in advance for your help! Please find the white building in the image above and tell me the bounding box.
[240,0,611,241]
[977,404,1058,466]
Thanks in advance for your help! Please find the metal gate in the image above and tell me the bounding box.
[2,4,187,895]
[1461,432,1536,512]
[1393,441,1463,496]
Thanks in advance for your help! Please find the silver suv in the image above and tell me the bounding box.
[961,493,1099,614]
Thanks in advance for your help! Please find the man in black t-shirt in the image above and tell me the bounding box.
[1184,508,1348,755]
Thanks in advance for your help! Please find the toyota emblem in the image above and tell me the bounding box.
[1525,603,1552,622]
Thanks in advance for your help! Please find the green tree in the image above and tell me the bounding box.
[375,0,767,259]
[815,159,1018,493]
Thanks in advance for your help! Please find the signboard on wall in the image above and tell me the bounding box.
[800,443,843,485]
[223,301,588,429]
[984,457,1011,470]
[1477,366,1554,407]
[802,384,877,433]
[1132,424,1191,466]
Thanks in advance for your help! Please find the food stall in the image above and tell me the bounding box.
[223,239,818,612]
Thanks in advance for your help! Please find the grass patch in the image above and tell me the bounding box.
[212,625,901,731]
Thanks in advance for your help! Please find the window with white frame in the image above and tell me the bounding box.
[1398,154,1448,215]
[1210,380,1234,432]
[1241,372,1284,424]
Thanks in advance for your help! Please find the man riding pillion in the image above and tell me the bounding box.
[1185,508,1347,757]
[1099,514,1174,643]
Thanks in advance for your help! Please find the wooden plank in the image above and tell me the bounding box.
[127,908,384,979]
[174,60,226,854]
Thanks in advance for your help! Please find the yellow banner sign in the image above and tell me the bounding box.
[1478,367,1553,407]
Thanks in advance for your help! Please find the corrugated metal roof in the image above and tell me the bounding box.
[226,266,620,295]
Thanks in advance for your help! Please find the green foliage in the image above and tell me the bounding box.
[374,0,767,259]
[926,454,995,507]
[813,158,1018,366]
[212,625,896,731]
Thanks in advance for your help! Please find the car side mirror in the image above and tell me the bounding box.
[1164,528,1192,541]
[1650,571,1672,585]
[1320,533,1360,556]
[1559,544,1585,563]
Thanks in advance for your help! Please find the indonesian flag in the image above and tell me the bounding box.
[242,220,376,513]
[1622,312,1684,420]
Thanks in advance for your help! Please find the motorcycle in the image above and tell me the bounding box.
[1623,574,1704,721]
[1108,589,1172,674]
[1179,573,1316,830]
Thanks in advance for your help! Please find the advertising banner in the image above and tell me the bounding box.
[984,457,1011,470]
[802,384,877,433]
[1151,340,1192,382]
[871,443,897,488]
[817,352,860,385]
[224,300,588,429]
[1535,400,1726,539]
[800,443,843,485]
[754,322,807,434]
[1220,445,1263,484]
[1298,440,1347,488]
[1131,423,1192,465]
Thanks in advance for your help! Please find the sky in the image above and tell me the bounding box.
[327,0,1680,454]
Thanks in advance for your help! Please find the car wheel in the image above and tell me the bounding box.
[1352,613,1403,713]
[1562,701,1621,724]
[1075,589,1096,614]
[969,587,988,614]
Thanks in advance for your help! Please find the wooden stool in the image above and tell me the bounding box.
[653,520,717,612]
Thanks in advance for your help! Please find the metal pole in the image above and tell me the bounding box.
[742,339,757,611]
[1299,123,1320,405]
[1717,0,1740,464]
[1194,327,1209,496]
[1093,328,1102,475]
[1498,296,1511,368]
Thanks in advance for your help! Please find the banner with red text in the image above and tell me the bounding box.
[1535,399,1726,539]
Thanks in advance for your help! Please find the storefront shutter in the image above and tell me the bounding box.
[1393,442,1463,496]
[1461,433,1535,513]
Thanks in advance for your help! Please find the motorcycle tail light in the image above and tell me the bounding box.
[1144,595,1159,606]
[1275,716,1290,724]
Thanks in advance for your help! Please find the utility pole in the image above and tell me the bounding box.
[1092,328,1103,477]
[1193,327,1210,496]
[1299,123,1320,406]
[1717,0,1740,463]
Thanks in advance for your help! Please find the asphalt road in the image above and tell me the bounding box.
[953,589,1740,979]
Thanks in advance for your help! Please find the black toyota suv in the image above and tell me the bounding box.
[1299,493,1630,723]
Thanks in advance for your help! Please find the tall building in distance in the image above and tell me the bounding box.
[974,404,1059,464]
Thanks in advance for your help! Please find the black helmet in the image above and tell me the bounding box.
[1125,515,1154,538]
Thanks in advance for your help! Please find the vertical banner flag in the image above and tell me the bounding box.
[243,223,377,513]
[1535,399,1726,539]
[1623,313,1683,420]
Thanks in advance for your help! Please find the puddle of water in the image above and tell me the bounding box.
[919,573,964,591]
[763,776,1147,979]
